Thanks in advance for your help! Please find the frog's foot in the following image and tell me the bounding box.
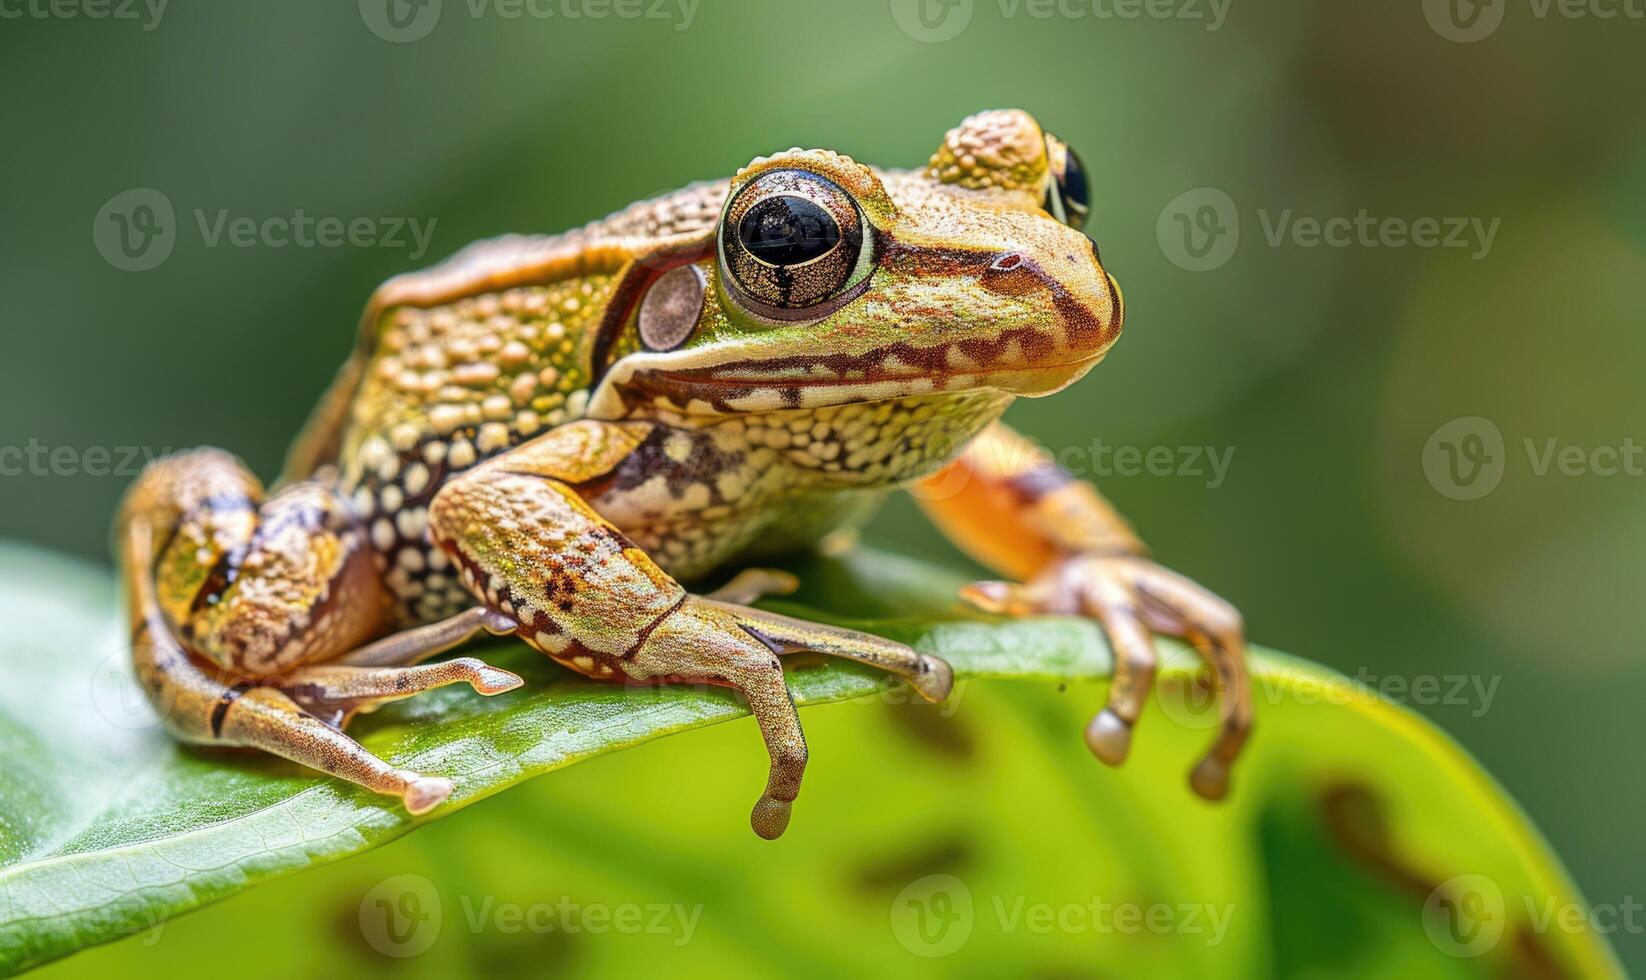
[962,554,1252,800]
[706,598,953,705]
[703,568,801,606]
[627,596,950,839]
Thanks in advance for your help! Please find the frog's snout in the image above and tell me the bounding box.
[976,235,1123,382]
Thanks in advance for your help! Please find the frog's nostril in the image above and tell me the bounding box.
[1087,236,1103,266]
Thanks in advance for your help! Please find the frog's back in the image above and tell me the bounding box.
[280,181,726,624]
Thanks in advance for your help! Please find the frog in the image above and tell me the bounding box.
[117,109,1251,839]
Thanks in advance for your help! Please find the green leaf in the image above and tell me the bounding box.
[0,542,1622,978]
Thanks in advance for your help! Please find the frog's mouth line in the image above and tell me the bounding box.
[585,328,1107,419]
[610,354,1105,417]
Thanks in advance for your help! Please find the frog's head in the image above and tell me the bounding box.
[589,109,1121,419]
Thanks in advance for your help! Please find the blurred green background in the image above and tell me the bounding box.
[1,0,1642,975]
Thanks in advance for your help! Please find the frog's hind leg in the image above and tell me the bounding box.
[119,449,517,813]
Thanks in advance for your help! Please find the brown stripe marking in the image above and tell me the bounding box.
[210,681,254,738]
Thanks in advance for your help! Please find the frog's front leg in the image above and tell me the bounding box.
[915,422,1253,799]
[120,449,524,813]
[427,420,953,839]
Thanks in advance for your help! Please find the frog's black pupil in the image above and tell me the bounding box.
[738,196,839,266]
[1060,147,1089,219]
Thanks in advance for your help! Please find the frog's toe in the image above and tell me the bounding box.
[400,773,454,815]
[750,796,794,840]
[1189,756,1231,801]
[911,654,954,703]
[1084,708,1133,766]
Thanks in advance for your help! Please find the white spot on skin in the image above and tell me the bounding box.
[678,482,711,510]
[477,423,510,454]
[535,631,570,653]
[396,506,429,540]
[376,452,401,483]
[391,423,421,452]
[430,405,467,434]
[403,462,430,497]
[359,437,391,472]
[371,518,395,551]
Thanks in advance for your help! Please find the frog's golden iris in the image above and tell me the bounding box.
[717,169,872,319]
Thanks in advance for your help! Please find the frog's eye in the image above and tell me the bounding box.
[718,169,873,321]
[1042,133,1090,231]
